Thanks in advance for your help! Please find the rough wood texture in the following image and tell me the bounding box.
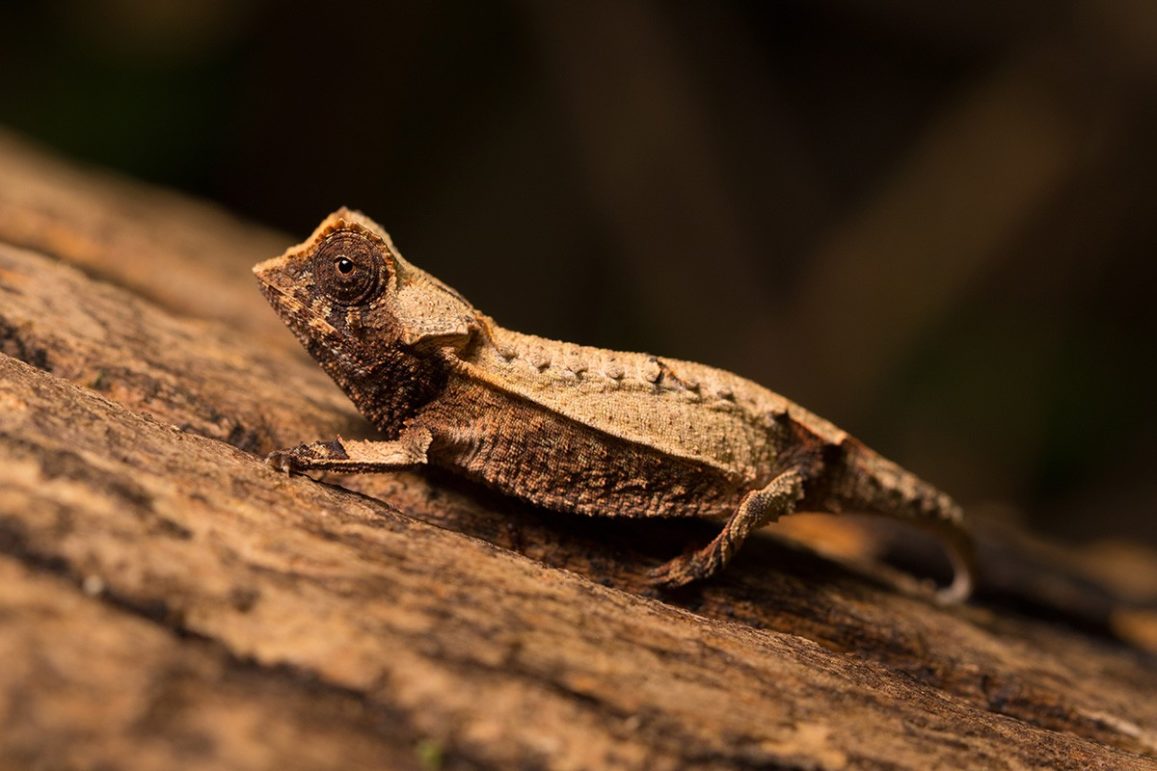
[1,131,1156,770]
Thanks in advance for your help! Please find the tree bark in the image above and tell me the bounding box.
[1,130,1155,770]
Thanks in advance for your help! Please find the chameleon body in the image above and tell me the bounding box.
[254,208,973,602]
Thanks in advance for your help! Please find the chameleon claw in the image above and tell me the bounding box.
[265,449,300,476]
[645,557,700,589]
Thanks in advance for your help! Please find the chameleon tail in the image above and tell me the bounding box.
[818,437,976,604]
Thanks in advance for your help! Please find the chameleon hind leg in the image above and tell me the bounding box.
[648,468,806,588]
[266,427,433,475]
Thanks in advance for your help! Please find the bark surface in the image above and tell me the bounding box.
[1,130,1155,770]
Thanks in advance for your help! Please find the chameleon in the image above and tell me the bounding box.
[254,208,974,603]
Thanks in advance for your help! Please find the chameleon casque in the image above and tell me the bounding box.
[255,208,974,603]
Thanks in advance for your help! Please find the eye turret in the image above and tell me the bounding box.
[314,232,386,305]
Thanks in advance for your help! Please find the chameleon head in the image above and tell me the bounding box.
[253,208,480,367]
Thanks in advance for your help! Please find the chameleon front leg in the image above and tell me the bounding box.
[648,468,806,588]
[267,427,433,475]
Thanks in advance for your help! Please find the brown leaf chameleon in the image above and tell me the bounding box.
[254,208,974,602]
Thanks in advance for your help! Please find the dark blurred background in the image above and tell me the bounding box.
[1,0,1154,547]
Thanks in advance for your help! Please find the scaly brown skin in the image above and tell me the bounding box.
[254,208,975,603]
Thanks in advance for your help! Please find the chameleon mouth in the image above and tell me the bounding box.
[252,261,342,341]
[252,255,293,294]
[252,267,294,316]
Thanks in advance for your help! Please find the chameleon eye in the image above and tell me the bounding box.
[315,233,385,305]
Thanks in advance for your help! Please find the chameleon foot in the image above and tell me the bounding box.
[265,449,297,475]
[646,549,724,589]
[646,469,806,589]
[265,440,348,476]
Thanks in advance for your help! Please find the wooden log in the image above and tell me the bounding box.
[1,130,1155,770]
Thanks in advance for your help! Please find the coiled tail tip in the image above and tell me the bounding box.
[933,520,976,605]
